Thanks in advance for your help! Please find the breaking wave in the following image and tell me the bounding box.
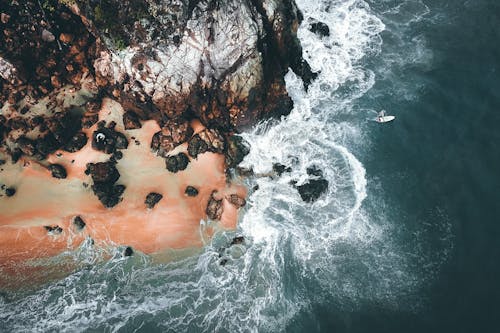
[0,1,452,332]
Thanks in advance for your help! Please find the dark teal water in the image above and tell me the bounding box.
[1,1,499,332]
[306,0,500,331]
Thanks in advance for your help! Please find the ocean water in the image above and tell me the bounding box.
[1,0,499,332]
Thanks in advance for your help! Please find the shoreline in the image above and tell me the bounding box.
[0,98,247,289]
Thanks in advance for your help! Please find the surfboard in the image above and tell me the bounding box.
[374,115,395,123]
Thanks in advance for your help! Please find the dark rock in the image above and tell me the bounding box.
[124,246,134,256]
[113,151,123,160]
[63,132,88,153]
[309,21,330,37]
[296,179,329,202]
[294,166,329,203]
[273,163,292,176]
[44,225,63,234]
[227,194,246,208]
[92,127,128,154]
[225,135,250,168]
[219,258,228,266]
[5,187,16,197]
[185,186,199,197]
[151,119,193,157]
[85,160,125,207]
[187,134,209,159]
[206,191,223,220]
[165,153,189,173]
[230,236,244,246]
[91,183,126,208]
[73,216,86,230]
[114,132,129,149]
[11,149,22,164]
[145,192,163,209]
[85,161,120,184]
[306,165,323,177]
[123,111,142,130]
[48,164,67,179]
[17,137,37,156]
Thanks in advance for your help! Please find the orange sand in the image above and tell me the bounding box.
[0,99,246,288]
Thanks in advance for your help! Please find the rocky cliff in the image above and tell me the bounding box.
[0,0,315,166]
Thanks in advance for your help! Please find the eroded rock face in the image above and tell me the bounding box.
[1,0,315,165]
[151,119,193,157]
[83,0,315,129]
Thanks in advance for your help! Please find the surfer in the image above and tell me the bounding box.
[377,110,386,122]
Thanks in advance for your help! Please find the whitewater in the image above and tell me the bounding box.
[0,1,453,332]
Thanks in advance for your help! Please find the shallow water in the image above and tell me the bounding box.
[1,0,499,332]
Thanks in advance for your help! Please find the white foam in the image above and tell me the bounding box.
[0,1,453,331]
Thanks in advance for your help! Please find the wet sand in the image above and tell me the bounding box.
[0,99,246,289]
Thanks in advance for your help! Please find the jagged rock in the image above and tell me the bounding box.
[91,123,128,154]
[187,128,225,159]
[145,192,163,209]
[0,0,317,167]
[73,216,86,230]
[206,191,223,220]
[84,160,125,207]
[85,161,120,184]
[151,119,193,157]
[309,21,330,37]
[91,183,125,208]
[185,186,199,197]
[227,194,246,208]
[225,135,250,168]
[187,134,209,159]
[48,164,67,179]
[165,153,189,173]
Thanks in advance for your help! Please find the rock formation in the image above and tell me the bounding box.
[0,0,318,283]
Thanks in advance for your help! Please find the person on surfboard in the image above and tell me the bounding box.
[377,110,386,122]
